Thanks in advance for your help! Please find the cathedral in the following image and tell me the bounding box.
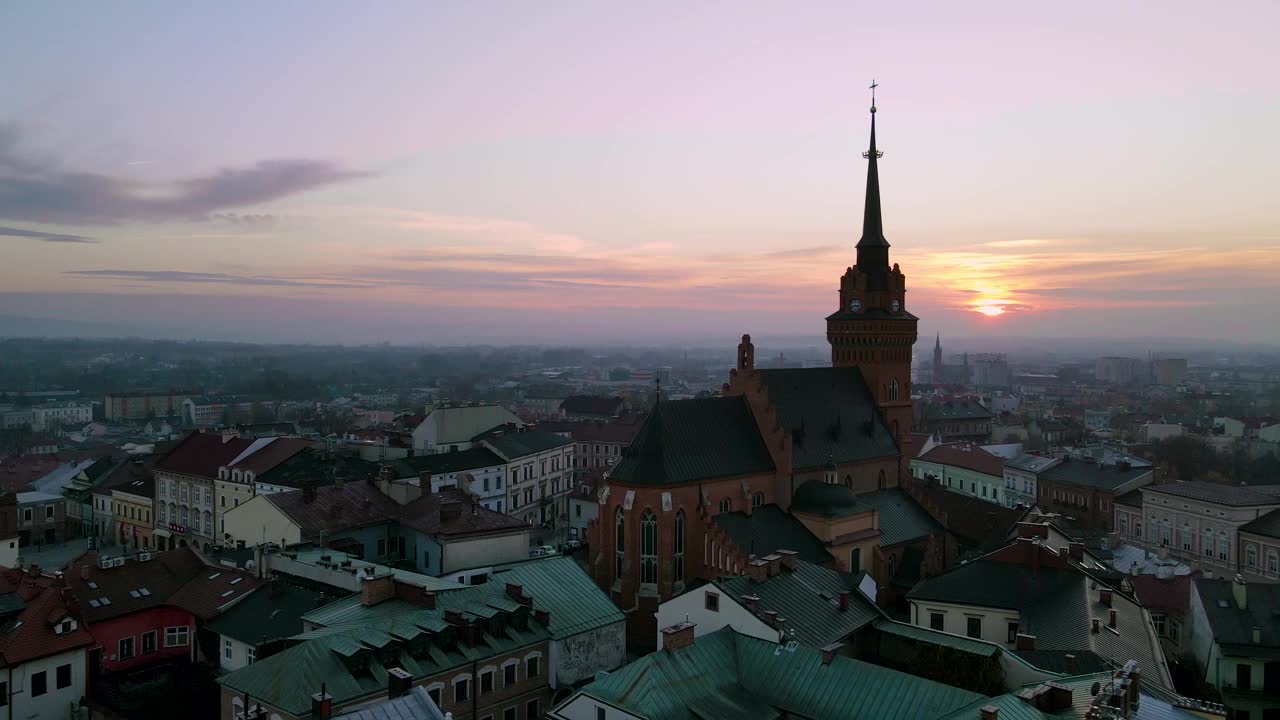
[587,96,936,645]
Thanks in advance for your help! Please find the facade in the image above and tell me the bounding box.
[1003,453,1059,509]
[1113,481,1280,577]
[916,399,993,443]
[30,401,93,430]
[1186,576,1280,718]
[398,447,508,513]
[1238,508,1280,582]
[104,389,195,422]
[15,490,65,546]
[154,431,252,550]
[206,579,343,673]
[483,430,575,528]
[106,459,157,552]
[1153,358,1188,386]
[183,395,270,428]
[212,436,313,541]
[911,443,1006,506]
[0,567,96,720]
[540,419,641,480]
[411,402,523,454]
[1095,356,1142,385]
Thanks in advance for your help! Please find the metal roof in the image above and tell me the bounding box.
[716,560,881,647]
[334,686,446,720]
[755,367,900,470]
[853,489,943,548]
[713,505,834,565]
[871,618,1000,658]
[609,396,775,485]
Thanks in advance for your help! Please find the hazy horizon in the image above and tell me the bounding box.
[3,2,1279,344]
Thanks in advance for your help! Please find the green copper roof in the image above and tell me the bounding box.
[578,626,985,720]
[872,618,1001,658]
[854,489,943,547]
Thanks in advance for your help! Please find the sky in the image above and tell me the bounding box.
[1,1,1278,346]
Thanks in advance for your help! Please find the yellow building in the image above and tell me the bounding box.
[107,461,156,552]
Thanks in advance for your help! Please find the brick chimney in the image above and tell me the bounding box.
[310,686,332,720]
[763,554,782,577]
[506,582,524,602]
[387,667,413,699]
[360,573,395,607]
[1068,542,1084,561]
[979,705,999,720]
[763,610,778,627]
[1232,574,1247,610]
[1100,588,1112,607]
[418,471,433,493]
[776,549,798,571]
[660,622,695,652]
[819,641,845,666]
[534,608,551,626]
[1091,618,1100,634]
[1015,633,1036,651]
[838,590,850,612]
[79,564,89,581]
[742,594,760,614]
[1065,654,1077,674]
[1108,608,1117,629]
[747,559,769,583]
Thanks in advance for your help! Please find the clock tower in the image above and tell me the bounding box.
[827,87,918,469]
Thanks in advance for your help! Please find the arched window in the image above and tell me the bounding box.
[877,469,887,490]
[844,474,853,489]
[640,510,657,585]
[1203,526,1214,557]
[751,492,763,508]
[887,554,896,581]
[614,508,625,582]
[850,547,862,573]
[1181,525,1192,551]
[1160,519,1170,547]
[718,498,731,514]
[1148,515,1158,543]
[889,379,899,402]
[673,511,686,583]
[1217,532,1229,561]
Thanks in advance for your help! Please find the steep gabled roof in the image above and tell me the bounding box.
[716,560,880,647]
[756,367,899,470]
[1144,481,1280,507]
[918,444,1005,478]
[154,431,252,478]
[713,505,833,565]
[0,569,96,666]
[609,396,774,485]
[482,430,573,460]
[558,395,625,416]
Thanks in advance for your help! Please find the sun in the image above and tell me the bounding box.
[975,304,1006,317]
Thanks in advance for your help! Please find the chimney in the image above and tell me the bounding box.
[1065,654,1077,674]
[79,564,89,581]
[506,582,524,602]
[387,667,413,699]
[1092,618,1100,634]
[763,554,782,577]
[1108,608,1117,629]
[1042,682,1073,712]
[763,610,778,627]
[747,559,769,583]
[742,594,761,614]
[838,590,850,612]
[660,622,695,652]
[440,501,462,523]
[1068,542,1084,561]
[418,471,433,493]
[1100,589,1113,607]
[1232,574,1247,610]
[534,608,550,626]
[28,563,39,577]
[302,484,316,504]
[360,574,395,607]
[776,549,798,571]
[820,641,845,666]
[310,684,332,720]
[1015,633,1036,651]
[979,706,999,720]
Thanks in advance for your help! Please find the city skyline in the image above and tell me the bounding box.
[2,2,1279,345]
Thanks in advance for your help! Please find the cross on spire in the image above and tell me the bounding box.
[869,79,878,113]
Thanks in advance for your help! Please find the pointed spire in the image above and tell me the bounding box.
[935,333,941,351]
[856,81,890,281]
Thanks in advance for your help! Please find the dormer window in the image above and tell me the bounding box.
[244,471,254,483]
[218,468,229,480]
[232,470,242,482]
[53,618,76,634]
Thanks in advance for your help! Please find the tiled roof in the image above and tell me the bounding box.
[229,436,314,474]
[918,444,1006,478]
[265,484,528,541]
[0,454,66,493]
[909,551,1172,689]
[1131,574,1195,617]
[716,559,880,647]
[482,429,574,460]
[0,568,96,665]
[854,489,943,548]
[923,400,992,422]
[1193,578,1280,656]
[1143,481,1280,507]
[64,547,263,623]
[790,480,866,518]
[537,419,641,444]
[905,479,1026,551]
[558,395,625,416]
[609,397,775,485]
[206,579,346,645]
[398,447,504,475]
[714,504,834,565]
[575,626,988,720]
[154,430,252,478]
[1039,459,1151,491]
[1239,507,1280,538]
[755,367,899,470]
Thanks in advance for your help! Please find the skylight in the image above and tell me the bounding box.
[208,572,222,580]
[230,577,242,585]
[99,597,111,606]
[88,599,101,608]
[139,588,151,596]
[129,590,140,598]
[87,581,98,589]
[220,590,235,598]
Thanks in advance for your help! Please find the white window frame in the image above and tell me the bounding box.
[165,625,190,647]
[524,650,543,679]
[502,659,519,687]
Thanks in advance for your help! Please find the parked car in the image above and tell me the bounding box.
[530,545,558,557]
[564,539,583,551]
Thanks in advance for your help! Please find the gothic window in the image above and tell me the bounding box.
[673,511,685,583]
[888,379,899,402]
[844,475,853,488]
[718,498,731,514]
[751,492,763,508]
[640,510,657,585]
[614,508,625,582]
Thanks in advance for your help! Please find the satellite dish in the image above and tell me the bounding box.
[1090,681,1101,696]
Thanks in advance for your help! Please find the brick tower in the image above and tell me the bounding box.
[826,87,918,471]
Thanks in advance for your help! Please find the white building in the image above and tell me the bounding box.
[398,447,508,513]
[411,403,523,454]
[0,569,96,720]
[1002,453,1060,508]
[31,402,93,430]
[1186,576,1280,717]
[483,430,575,531]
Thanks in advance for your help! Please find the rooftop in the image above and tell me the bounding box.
[481,429,574,460]
[715,559,881,647]
[609,396,775,485]
[206,579,345,646]
[923,399,993,422]
[396,446,504,475]
[1006,454,1062,474]
[1193,577,1280,657]
[558,395,625,416]
[154,430,253,479]
[756,367,899,470]
[1143,481,1280,507]
[854,488,944,548]
[0,567,96,666]
[713,504,834,565]
[1239,507,1280,539]
[918,443,1006,478]
[1039,458,1152,491]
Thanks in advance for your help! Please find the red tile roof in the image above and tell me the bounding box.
[1132,572,1196,617]
[0,568,95,665]
[154,431,253,479]
[0,455,66,493]
[64,547,263,624]
[229,437,314,475]
[919,443,1006,477]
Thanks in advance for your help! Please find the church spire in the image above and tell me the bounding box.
[856,80,889,274]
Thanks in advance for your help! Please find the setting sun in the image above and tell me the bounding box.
[975,304,1007,317]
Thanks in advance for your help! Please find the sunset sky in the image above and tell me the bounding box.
[2,2,1278,345]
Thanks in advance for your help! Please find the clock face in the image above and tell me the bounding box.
[891,299,901,313]
[848,298,861,313]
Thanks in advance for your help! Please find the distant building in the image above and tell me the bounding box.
[1095,356,1142,385]
[15,490,65,547]
[915,398,992,443]
[929,335,971,385]
[1002,453,1060,508]
[29,401,92,430]
[1035,451,1153,533]
[1153,358,1188,386]
[911,443,1006,505]
[557,395,626,421]
[104,389,196,422]
[482,430,575,528]
[182,395,270,428]
[969,353,1011,389]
